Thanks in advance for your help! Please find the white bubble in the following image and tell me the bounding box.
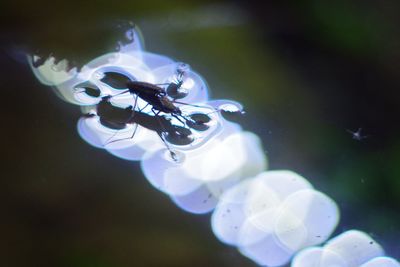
[211,200,248,245]
[238,208,280,246]
[141,148,184,191]
[239,232,295,267]
[292,247,347,267]
[253,171,314,200]
[242,175,289,217]
[170,185,219,214]
[276,189,339,250]
[324,230,384,266]
[211,170,313,250]
[274,208,308,251]
[360,257,400,267]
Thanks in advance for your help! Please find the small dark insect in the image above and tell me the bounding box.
[347,128,369,141]
[126,80,182,113]
[122,74,199,126]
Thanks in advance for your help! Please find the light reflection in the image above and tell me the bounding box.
[276,190,339,250]
[29,55,77,86]
[361,257,400,267]
[212,171,339,266]
[29,26,399,267]
[141,131,267,214]
[292,230,384,267]
[151,62,209,103]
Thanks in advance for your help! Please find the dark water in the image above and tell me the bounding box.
[1,1,399,266]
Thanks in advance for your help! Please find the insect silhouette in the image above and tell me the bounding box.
[85,95,210,160]
[99,66,214,131]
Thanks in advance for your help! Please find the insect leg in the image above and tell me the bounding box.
[151,108,178,161]
[171,114,187,127]
[156,132,178,162]
[126,94,139,122]
[172,101,217,110]
[103,123,139,146]
[108,89,131,98]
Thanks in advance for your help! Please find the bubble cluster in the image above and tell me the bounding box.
[292,230,399,267]
[211,171,339,266]
[29,27,398,267]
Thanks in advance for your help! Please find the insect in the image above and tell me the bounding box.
[101,67,215,134]
[116,67,194,125]
[125,80,185,121]
[347,128,369,141]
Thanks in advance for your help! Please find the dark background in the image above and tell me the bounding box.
[1,1,399,266]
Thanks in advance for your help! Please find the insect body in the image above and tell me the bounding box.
[125,79,188,125]
[126,81,180,113]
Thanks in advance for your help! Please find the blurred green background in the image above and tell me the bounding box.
[1,0,399,266]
